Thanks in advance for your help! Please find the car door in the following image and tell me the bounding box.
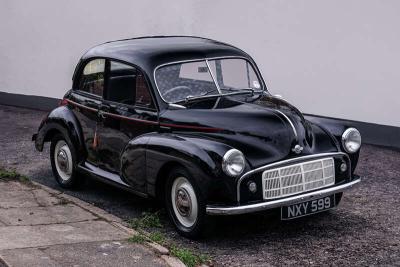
[97,60,158,190]
[70,58,105,165]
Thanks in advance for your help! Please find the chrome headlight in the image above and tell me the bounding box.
[222,149,245,177]
[342,128,361,153]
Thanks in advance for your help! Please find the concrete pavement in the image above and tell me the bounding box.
[0,180,168,267]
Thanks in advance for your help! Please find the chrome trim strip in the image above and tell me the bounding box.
[168,103,187,109]
[82,162,130,187]
[208,177,360,215]
[205,59,221,94]
[153,56,267,104]
[236,152,350,203]
[275,110,298,141]
[79,163,148,198]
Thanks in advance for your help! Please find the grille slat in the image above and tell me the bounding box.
[262,158,335,200]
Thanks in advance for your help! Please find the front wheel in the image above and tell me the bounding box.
[165,167,207,239]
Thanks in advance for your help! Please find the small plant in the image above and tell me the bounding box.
[127,211,212,266]
[128,211,163,229]
[0,168,19,179]
[58,198,71,205]
[128,234,147,244]
[0,168,30,183]
[148,232,166,244]
[170,246,210,267]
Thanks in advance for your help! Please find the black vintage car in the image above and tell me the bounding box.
[33,36,361,238]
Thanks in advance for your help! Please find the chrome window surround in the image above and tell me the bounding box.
[153,56,267,105]
[236,152,350,203]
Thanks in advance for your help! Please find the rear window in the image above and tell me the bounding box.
[78,59,105,97]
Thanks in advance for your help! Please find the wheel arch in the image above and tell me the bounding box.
[34,106,86,161]
[154,161,187,203]
[141,133,238,204]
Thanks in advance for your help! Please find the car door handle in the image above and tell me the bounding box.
[98,110,107,119]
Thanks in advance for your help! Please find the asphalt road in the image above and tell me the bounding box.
[0,104,399,266]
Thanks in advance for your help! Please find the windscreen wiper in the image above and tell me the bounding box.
[220,88,265,95]
[176,90,263,104]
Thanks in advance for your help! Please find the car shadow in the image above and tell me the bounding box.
[159,205,371,254]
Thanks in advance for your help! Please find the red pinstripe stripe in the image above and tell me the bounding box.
[65,99,222,132]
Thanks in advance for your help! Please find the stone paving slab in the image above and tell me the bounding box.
[0,241,166,267]
[0,220,130,250]
[0,181,33,192]
[0,190,40,209]
[0,247,58,267]
[0,204,96,226]
[0,189,61,209]
[31,189,63,206]
[0,179,179,267]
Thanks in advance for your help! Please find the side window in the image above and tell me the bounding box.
[106,60,154,108]
[79,59,105,96]
[135,73,153,107]
[107,61,136,105]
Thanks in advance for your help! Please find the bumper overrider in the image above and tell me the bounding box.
[206,152,361,215]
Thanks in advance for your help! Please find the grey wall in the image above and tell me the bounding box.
[1,0,399,127]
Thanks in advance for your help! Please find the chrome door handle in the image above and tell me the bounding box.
[98,111,107,119]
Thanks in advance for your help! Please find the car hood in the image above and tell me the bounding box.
[159,95,338,168]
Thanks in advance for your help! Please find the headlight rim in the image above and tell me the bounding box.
[341,127,361,153]
[222,148,246,177]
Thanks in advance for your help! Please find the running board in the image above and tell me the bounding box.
[78,162,148,198]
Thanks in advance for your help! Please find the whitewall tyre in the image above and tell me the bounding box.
[50,133,80,189]
[166,167,207,239]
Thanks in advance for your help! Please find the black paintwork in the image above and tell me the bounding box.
[33,36,360,207]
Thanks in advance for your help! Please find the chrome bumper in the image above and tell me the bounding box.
[206,178,361,215]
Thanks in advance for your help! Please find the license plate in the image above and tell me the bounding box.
[281,195,335,220]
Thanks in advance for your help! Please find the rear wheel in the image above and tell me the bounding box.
[165,167,207,239]
[50,133,80,189]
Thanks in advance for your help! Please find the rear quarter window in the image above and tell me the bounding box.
[78,59,105,97]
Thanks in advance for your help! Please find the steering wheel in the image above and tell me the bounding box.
[163,86,192,101]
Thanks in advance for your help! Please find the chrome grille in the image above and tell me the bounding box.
[262,158,335,200]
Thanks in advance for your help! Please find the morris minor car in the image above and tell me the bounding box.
[33,36,361,238]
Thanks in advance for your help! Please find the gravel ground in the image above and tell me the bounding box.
[0,104,399,266]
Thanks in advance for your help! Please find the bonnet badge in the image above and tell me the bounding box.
[292,144,303,154]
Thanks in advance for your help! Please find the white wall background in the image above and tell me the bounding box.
[1,0,399,127]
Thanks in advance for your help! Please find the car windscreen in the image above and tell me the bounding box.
[155,58,262,103]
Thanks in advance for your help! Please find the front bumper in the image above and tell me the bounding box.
[206,177,361,215]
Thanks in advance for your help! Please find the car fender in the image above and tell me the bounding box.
[120,133,240,203]
[34,106,85,160]
[306,118,360,173]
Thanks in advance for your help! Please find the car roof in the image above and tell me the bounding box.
[75,36,263,110]
[80,36,251,72]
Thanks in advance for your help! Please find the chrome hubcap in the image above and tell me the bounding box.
[175,188,192,217]
[57,150,69,173]
[171,177,198,228]
[54,140,73,181]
